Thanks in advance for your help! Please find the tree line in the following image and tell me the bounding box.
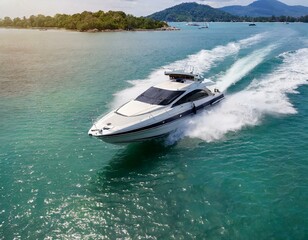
[0,11,168,31]
[238,15,308,23]
[156,15,308,23]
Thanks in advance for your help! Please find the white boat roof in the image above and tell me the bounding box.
[165,70,197,77]
[164,70,203,81]
[154,70,215,91]
[155,80,192,91]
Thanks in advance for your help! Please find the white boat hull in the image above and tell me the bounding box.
[90,93,224,144]
[99,117,187,144]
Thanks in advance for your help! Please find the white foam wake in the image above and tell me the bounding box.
[215,44,277,92]
[168,32,266,74]
[186,48,308,142]
[111,33,267,108]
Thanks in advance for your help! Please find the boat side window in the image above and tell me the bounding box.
[169,74,194,80]
[172,90,209,107]
[135,87,184,106]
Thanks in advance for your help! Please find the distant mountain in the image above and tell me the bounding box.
[220,0,308,17]
[148,2,237,22]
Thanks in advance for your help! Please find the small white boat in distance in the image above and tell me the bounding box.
[88,70,224,144]
[186,22,200,26]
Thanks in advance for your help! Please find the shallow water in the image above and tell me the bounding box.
[0,23,307,239]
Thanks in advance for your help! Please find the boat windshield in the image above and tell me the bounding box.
[136,87,184,106]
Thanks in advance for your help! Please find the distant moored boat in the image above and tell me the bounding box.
[186,22,200,26]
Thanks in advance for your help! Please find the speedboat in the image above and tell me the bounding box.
[88,70,224,144]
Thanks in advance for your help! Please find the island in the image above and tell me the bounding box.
[0,10,170,32]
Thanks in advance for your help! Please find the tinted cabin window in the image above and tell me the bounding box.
[136,87,184,106]
[172,90,209,107]
[169,74,194,80]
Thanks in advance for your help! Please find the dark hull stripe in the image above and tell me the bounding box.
[104,94,224,137]
[101,133,168,143]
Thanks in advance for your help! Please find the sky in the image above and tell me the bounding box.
[0,0,308,18]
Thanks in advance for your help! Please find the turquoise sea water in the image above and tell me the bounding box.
[0,23,307,239]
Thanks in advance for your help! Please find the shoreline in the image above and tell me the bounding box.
[0,26,180,32]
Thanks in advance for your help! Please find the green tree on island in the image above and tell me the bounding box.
[0,10,168,31]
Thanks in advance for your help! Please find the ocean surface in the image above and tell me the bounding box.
[0,23,307,239]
